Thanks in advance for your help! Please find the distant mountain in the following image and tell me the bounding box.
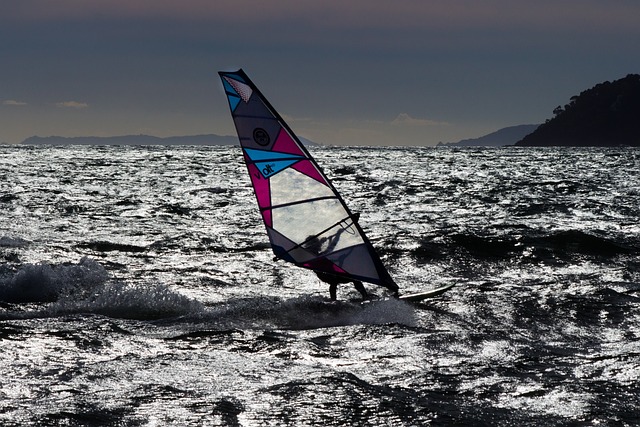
[516,74,640,147]
[438,124,539,147]
[21,134,237,146]
[21,133,318,146]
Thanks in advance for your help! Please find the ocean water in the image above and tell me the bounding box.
[1,144,639,426]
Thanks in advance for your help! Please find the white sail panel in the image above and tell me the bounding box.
[270,168,336,207]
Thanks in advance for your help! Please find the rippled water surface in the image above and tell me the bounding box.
[1,145,639,425]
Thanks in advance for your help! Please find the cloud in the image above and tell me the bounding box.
[56,101,89,109]
[3,100,27,106]
[391,113,448,126]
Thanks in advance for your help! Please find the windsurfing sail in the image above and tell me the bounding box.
[219,69,398,293]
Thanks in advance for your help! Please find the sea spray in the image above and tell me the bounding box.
[0,257,108,303]
[0,257,203,319]
[49,281,204,320]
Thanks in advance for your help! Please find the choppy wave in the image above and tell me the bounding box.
[0,236,31,248]
[413,229,637,263]
[190,295,416,330]
[2,145,640,425]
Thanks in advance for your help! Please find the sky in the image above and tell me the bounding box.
[1,0,639,146]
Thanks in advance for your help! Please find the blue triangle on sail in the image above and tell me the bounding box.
[222,78,237,95]
[227,94,241,112]
[255,159,301,178]
[222,79,242,111]
[244,148,305,162]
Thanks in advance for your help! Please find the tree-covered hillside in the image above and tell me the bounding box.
[516,74,640,146]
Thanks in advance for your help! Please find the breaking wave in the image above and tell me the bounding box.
[0,257,203,320]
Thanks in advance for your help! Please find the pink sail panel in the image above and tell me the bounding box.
[272,129,304,155]
[303,258,347,274]
[291,160,327,186]
[273,130,328,185]
[245,159,272,228]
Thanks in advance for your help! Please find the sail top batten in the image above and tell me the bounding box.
[218,69,398,292]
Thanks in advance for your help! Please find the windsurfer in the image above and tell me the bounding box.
[221,70,407,302]
[315,270,369,301]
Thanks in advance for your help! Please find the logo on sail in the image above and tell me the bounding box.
[243,148,306,179]
[262,163,276,177]
[253,128,270,146]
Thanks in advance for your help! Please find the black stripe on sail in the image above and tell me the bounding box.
[234,114,280,120]
[244,156,307,166]
[261,196,339,212]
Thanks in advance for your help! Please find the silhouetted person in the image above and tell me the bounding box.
[315,270,369,301]
[303,230,369,301]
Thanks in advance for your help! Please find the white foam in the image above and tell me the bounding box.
[49,282,204,320]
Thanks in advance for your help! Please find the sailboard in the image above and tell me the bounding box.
[218,69,452,301]
[398,283,456,302]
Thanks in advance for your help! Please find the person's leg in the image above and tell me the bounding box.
[353,281,368,300]
[329,283,337,301]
